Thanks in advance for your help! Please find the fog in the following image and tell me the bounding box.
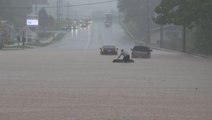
[46,0,118,18]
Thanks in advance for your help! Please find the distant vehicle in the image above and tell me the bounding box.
[87,20,92,24]
[61,26,68,31]
[131,45,152,58]
[104,22,111,27]
[100,45,118,55]
[61,25,73,31]
[72,25,78,29]
[104,13,112,27]
[67,25,73,30]
[80,23,88,28]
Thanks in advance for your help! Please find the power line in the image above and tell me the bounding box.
[0,0,117,9]
[47,0,117,9]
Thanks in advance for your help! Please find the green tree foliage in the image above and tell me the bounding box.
[48,15,55,26]
[38,8,55,27]
[38,8,49,27]
[0,0,12,20]
[154,0,212,54]
[154,0,212,30]
[0,0,32,26]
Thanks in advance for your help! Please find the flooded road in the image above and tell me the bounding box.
[0,22,212,120]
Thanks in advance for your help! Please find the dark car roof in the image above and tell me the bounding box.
[102,45,116,49]
[132,46,150,51]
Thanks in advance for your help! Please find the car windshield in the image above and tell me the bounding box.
[0,0,212,120]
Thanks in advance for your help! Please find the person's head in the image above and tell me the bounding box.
[121,49,124,52]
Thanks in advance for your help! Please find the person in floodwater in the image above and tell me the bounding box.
[117,49,130,62]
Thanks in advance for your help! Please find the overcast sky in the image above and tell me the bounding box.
[46,0,118,18]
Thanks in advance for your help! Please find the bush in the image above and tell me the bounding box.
[194,28,212,55]
[38,32,53,38]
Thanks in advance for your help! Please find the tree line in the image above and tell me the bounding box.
[0,0,32,26]
[118,0,212,54]
[0,0,54,27]
[154,0,212,53]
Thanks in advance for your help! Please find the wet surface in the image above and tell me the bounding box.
[0,22,212,120]
[46,22,134,51]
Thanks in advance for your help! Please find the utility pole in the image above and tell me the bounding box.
[160,25,163,48]
[182,25,186,52]
[67,1,70,19]
[35,3,38,14]
[146,0,151,44]
[61,0,63,21]
[57,0,61,25]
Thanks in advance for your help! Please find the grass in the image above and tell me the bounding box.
[35,32,65,47]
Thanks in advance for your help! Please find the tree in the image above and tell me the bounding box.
[0,0,32,26]
[0,0,12,20]
[38,8,49,27]
[48,15,55,26]
[155,0,212,31]
[154,0,212,53]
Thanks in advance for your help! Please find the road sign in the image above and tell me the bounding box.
[27,14,39,26]
[27,19,39,26]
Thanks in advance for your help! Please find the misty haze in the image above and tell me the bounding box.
[0,0,212,120]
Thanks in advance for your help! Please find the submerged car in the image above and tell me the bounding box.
[100,45,118,55]
[131,45,152,58]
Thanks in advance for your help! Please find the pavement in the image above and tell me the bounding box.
[0,23,211,120]
[0,49,212,120]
